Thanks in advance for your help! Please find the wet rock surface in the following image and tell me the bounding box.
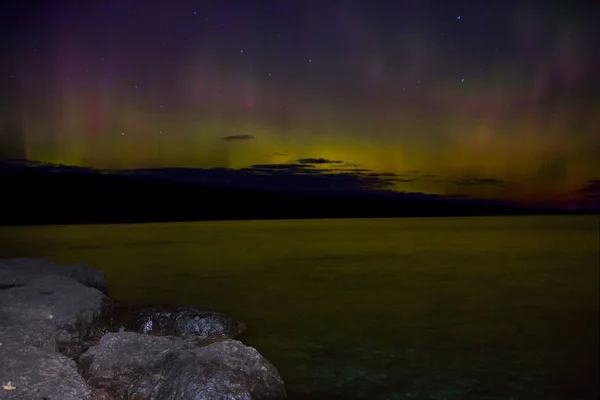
[157,339,287,400]
[80,333,286,400]
[0,258,286,400]
[109,304,247,343]
[79,332,190,397]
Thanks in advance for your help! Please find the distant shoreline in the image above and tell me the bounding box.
[2,211,596,228]
[2,159,596,227]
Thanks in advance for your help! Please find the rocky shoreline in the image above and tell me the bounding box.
[0,258,286,399]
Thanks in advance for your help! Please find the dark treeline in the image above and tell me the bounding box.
[0,164,583,226]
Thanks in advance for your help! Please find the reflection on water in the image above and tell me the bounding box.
[0,216,598,399]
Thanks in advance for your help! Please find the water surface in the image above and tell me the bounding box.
[1,216,598,399]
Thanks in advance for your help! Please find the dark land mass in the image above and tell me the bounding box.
[0,160,594,226]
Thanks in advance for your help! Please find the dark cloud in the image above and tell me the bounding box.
[221,134,255,141]
[296,158,344,164]
[368,172,398,177]
[416,174,440,183]
[452,177,505,187]
[237,162,439,189]
[247,163,314,171]
[104,160,399,193]
[396,172,439,182]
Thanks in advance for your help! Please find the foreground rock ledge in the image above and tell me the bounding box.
[0,258,286,400]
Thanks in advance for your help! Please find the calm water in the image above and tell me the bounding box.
[0,216,598,399]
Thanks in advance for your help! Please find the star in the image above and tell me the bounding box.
[461,78,465,83]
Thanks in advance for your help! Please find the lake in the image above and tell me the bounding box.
[0,216,598,399]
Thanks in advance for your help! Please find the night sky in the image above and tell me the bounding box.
[2,1,599,206]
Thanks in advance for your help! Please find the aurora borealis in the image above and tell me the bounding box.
[2,1,599,207]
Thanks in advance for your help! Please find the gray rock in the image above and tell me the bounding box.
[110,305,247,342]
[0,259,286,399]
[0,259,111,400]
[159,339,288,400]
[0,258,108,294]
[0,274,111,353]
[59,262,109,295]
[79,332,191,396]
[0,338,92,400]
[0,309,58,353]
[80,332,286,400]
[0,258,55,288]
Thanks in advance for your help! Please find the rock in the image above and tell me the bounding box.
[0,258,287,399]
[78,332,191,396]
[0,258,112,400]
[0,274,112,357]
[58,262,109,295]
[0,309,59,353]
[80,332,287,400]
[0,338,92,400]
[0,258,108,294]
[159,339,287,400]
[0,258,56,287]
[110,305,247,342]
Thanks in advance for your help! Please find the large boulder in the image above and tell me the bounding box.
[158,339,287,400]
[0,309,59,353]
[80,332,287,400]
[110,305,247,342]
[0,258,108,294]
[59,262,109,295]
[0,274,112,357]
[0,259,111,399]
[0,339,92,400]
